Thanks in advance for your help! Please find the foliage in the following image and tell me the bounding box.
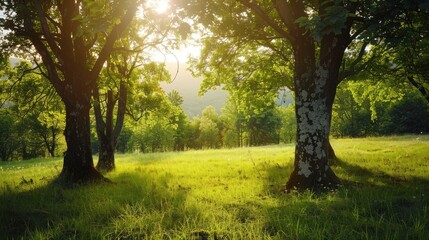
[198,106,222,149]
[0,108,19,161]
[374,2,429,103]
[126,90,189,153]
[277,105,297,144]
[332,80,429,137]
[0,59,65,160]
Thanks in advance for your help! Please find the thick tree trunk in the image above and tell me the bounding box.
[285,67,340,191]
[327,141,337,161]
[285,37,341,192]
[59,102,106,183]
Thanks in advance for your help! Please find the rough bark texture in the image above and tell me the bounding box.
[60,101,106,183]
[285,58,341,191]
[284,26,349,192]
[96,137,116,172]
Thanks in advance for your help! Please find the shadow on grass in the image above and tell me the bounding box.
[0,171,197,239]
[262,158,429,239]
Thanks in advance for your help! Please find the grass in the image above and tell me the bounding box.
[1,135,428,239]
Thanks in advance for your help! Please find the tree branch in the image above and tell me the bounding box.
[89,1,137,86]
[23,11,66,100]
[272,0,297,39]
[33,0,64,67]
[238,0,291,40]
[407,76,429,103]
[113,81,127,140]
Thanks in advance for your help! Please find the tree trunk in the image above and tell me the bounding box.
[42,127,57,157]
[285,67,340,191]
[59,102,106,183]
[94,82,127,172]
[97,136,116,172]
[285,37,341,192]
[50,127,57,157]
[327,140,337,162]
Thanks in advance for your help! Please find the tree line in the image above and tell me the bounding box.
[1,0,428,191]
[2,58,427,161]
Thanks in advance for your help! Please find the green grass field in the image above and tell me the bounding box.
[1,135,429,239]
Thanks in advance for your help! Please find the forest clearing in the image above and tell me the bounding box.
[1,136,428,239]
[1,1,429,239]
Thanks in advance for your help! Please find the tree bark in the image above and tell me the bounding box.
[285,33,342,192]
[285,70,340,191]
[94,81,127,172]
[60,101,106,183]
[97,135,116,172]
[94,90,116,172]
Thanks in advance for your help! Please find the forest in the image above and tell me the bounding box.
[0,0,429,239]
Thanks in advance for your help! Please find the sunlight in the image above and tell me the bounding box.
[148,0,169,14]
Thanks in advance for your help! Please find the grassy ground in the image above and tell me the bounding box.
[1,135,428,239]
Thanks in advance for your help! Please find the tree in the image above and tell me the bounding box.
[1,59,65,159]
[191,41,287,147]
[198,106,222,149]
[92,61,128,172]
[331,80,429,137]
[331,82,371,137]
[167,90,191,151]
[92,4,177,171]
[387,94,429,134]
[277,105,297,144]
[0,109,19,161]
[127,99,181,153]
[167,90,184,107]
[172,0,427,191]
[221,97,246,148]
[1,1,138,183]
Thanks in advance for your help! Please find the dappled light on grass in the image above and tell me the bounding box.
[1,136,428,239]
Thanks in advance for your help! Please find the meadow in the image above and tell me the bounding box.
[1,135,428,239]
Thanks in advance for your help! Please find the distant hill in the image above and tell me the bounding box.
[160,63,294,118]
[161,62,228,117]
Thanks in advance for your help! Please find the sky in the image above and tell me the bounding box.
[150,43,201,63]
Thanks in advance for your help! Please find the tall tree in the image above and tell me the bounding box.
[92,3,177,171]
[92,59,129,172]
[0,1,138,183]
[173,0,427,191]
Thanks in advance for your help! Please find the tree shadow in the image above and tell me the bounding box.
[0,171,196,239]
[261,157,429,239]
